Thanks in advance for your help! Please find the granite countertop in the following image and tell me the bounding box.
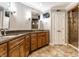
[0,33,28,44]
[0,30,49,44]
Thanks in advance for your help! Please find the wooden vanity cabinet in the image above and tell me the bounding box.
[8,36,25,57]
[25,35,30,56]
[31,33,37,51]
[0,43,7,57]
[0,31,49,57]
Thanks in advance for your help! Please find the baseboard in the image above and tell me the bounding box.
[49,43,68,46]
[68,44,79,52]
[63,43,68,46]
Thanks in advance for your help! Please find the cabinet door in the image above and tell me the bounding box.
[8,36,25,57]
[42,36,46,46]
[9,45,20,57]
[41,33,46,46]
[0,43,7,57]
[37,36,42,48]
[25,36,30,56]
[31,33,37,51]
[19,40,25,57]
[37,32,49,48]
[1,53,7,57]
[45,32,49,44]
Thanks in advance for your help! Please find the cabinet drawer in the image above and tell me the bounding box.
[38,32,45,36]
[9,37,25,49]
[0,43,7,56]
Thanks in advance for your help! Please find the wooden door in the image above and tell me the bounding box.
[52,11,66,44]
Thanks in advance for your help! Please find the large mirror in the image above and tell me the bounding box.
[0,2,10,30]
[32,12,40,29]
[0,7,3,29]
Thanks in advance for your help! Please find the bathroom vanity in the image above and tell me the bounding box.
[0,30,49,57]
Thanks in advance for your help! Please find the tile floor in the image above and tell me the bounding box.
[29,45,78,57]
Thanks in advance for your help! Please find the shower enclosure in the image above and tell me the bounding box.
[68,5,78,48]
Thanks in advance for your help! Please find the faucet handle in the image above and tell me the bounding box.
[0,28,3,31]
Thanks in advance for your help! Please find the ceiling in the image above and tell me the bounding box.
[21,2,76,12]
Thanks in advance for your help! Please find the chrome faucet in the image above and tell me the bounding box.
[3,28,8,36]
[0,28,8,36]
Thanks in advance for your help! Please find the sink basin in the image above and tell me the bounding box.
[0,34,24,42]
[6,33,24,36]
[4,36,16,38]
[0,36,15,39]
[0,34,24,40]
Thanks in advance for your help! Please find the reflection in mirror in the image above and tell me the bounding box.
[3,2,10,30]
[0,2,10,30]
[0,9,3,29]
